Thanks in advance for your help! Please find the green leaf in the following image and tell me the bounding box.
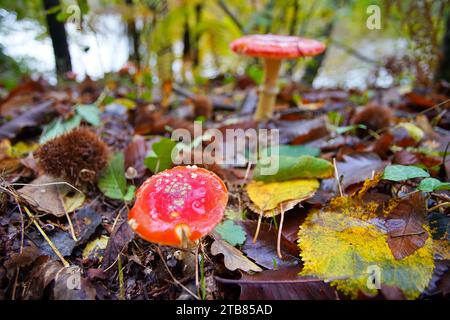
[332,124,367,135]
[214,220,247,246]
[253,155,333,182]
[76,104,101,126]
[39,115,82,144]
[98,153,135,201]
[144,138,177,173]
[417,178,450,192]
[261,145,320,158]
[382,165,430,182]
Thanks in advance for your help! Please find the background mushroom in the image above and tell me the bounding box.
[230,34,326,121]
[128,165,228,247]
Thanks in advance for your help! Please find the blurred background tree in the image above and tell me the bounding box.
[0,0,448,89]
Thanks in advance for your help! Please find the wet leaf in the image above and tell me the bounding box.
[210,239,262,272]
[397,123,424,142]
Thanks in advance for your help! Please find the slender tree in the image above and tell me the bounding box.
[436,12,450,83]
[43,0,72,78]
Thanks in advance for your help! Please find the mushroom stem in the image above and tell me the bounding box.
[254,58,282,121]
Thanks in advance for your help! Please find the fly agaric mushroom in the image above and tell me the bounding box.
[231,35,326,121]
[128,165,228,247]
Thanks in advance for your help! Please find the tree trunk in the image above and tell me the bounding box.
[300,20,335,86]
[435,12,450,83]
[126,0,140,65]
[43,0,72,79]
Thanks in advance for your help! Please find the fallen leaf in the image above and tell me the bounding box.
[102,220,134,272]
[386,193,429,260]
[246,178,319,216]
[210,239,262,273]
[333,153,387,190]
[253,155,333,182]
[0,101,54,140]
[239,221,299,269]
[382,164,430,181]
[83,235,109,260]
[216,268,337,300]
[213,220,246,246]
[298,195,434,299]
[18,174,85,217]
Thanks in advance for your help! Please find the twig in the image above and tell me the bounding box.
[216,0,245,33]
[118,254,125,300]
[428,202,450,212]
[276,203,285,259]
[155,246,199,300]
[24,207,69,267]
[333,158,343,197]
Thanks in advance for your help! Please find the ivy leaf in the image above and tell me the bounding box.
[246,178,319,216]
[253,155,333,182]
[144,138,177,173]
[76,104,101,126]
[98,153,135,201]
[213,220,246,246]
[417,178,450,192]
[298,195,434,299]
[382,165,429,182]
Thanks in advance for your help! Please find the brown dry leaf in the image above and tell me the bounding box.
[0,101,54,140]
[23,257,62,299]
[53,266,96,300]
[216,267,337,300]
[265,117,328,145]
[335,152,387,190]
[210,239,262,273]
[386,192,429,260]
[239,221,299,269]
[102,220,134,272]
[246,178,319,217]
[18,174,85,217]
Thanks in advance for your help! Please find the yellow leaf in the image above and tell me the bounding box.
[83,235,109,261]
[298,196,434,299]
[112,98,137,110]
[246,179,319,217]
[397,123,424,142]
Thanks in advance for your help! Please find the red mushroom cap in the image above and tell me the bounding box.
[128,166,228,247]
[230,34,326,59]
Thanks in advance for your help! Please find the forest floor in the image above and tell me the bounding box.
[0,70,449,300]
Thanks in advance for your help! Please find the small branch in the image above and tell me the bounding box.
[24,207,69,267]
[216,0,245,33]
